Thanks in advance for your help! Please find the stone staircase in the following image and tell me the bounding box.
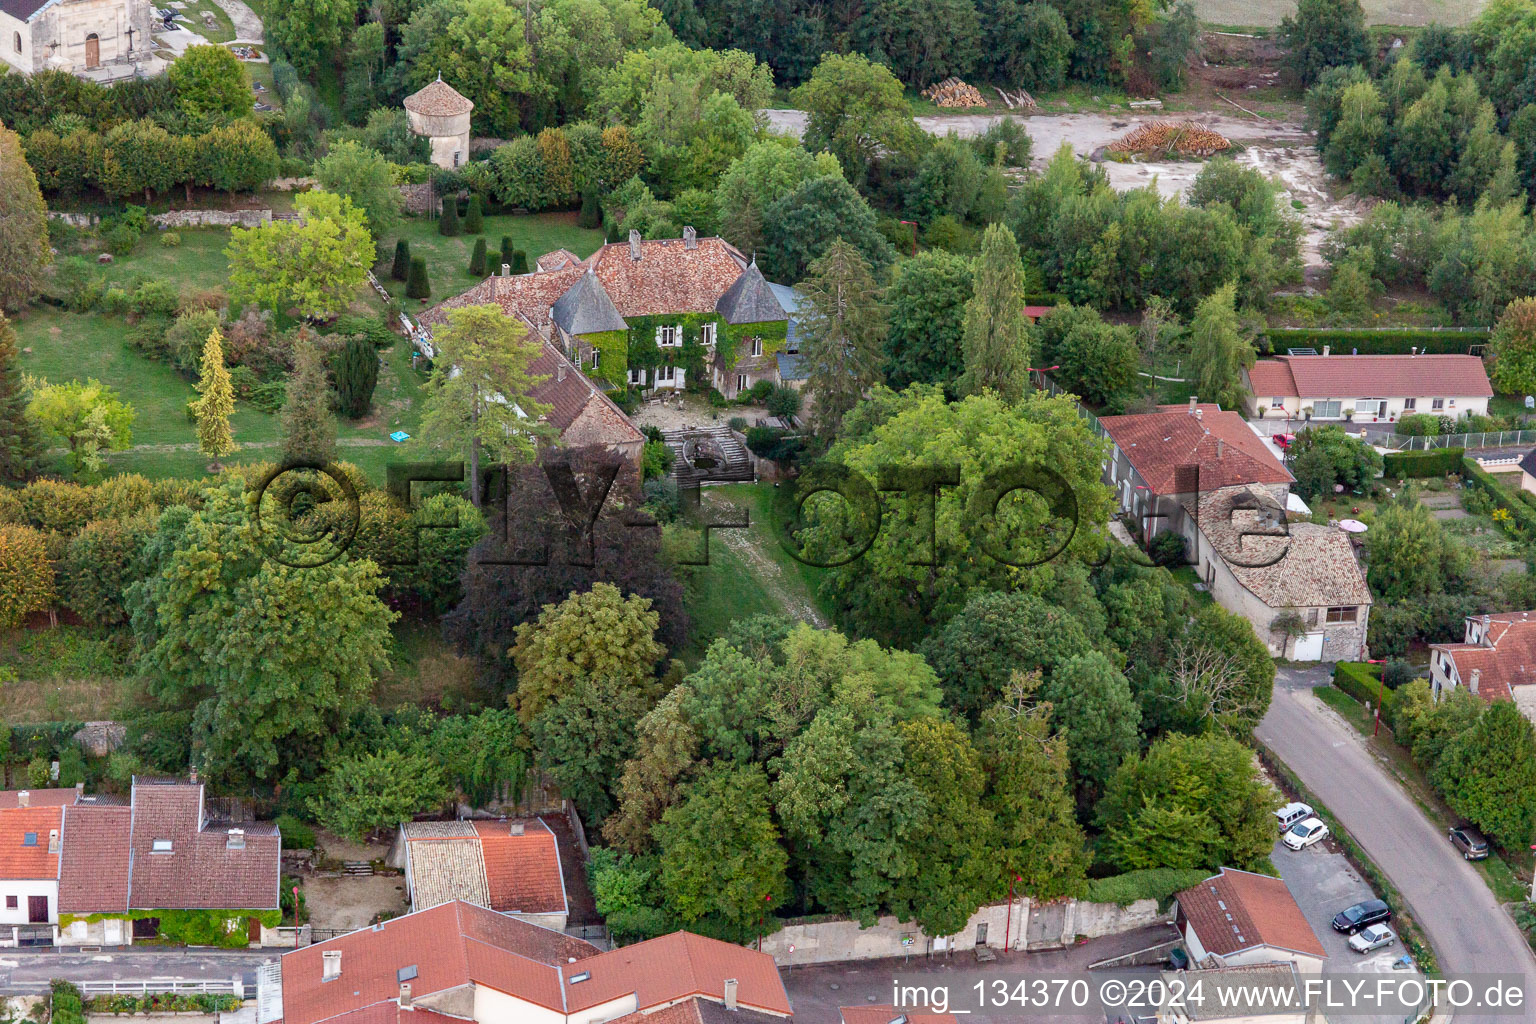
[663,426,755,486]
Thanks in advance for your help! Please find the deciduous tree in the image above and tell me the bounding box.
[25,377,134,477]
[1433,699,1536,850]
[313,140,402,237]
[1491,296,1536,397]
[958,223,1032,403]
[0,120,50,310]
[309,748,449,840]
[1187,283,1252,410]
[883,249,973,390]
[226,191,374,320]
[1281,0,1369,88]
[1042,650,1141,794]
[761,175,894,283]
[169,45,252,120]
[0,524,52,628]
[792,53,921,185]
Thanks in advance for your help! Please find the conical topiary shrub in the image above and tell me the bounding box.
[578,191,600,229]
[511,249,528,274]
[439,196,460,237]
[500,236,515,273]
[464,194,484,234]
[469,237,488,276]
[391,239,411,281]
[406,256,430,299]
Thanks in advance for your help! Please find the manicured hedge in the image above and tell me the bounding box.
[1264,328,1488,355]
[1333,662,1396,718]
[1383,447,1465,478]
[1085,868,1211,908]
[1462,458,1536,538]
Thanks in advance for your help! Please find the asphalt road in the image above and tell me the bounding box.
[1256,666,1536,1023]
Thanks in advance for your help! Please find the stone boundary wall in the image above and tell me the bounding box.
[47,210,273,229]
[758,897,1169,966]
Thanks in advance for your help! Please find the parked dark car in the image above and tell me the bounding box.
[1449,825,1490,860]
[1332,899,1391,934]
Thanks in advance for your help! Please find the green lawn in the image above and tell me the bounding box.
[176,0,237,43]
[378,212,605,307]
[100,229,236,293]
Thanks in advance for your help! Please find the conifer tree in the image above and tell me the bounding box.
[281,335,337,465]
[511,249,529,274]
[957,222,1032,403]
[796,239,887,440]
[499,236,515,271]
[463,194,484,234]
[407,257,430,299]
[391,239,411,281]
[578,191,601,229]
[0,313,42,481]
[469,237,488,277]
[334,335,379,419]
[439,196,460,236]
[192,328,237,469]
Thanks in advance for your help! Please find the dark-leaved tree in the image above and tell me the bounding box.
[333,335,379,419]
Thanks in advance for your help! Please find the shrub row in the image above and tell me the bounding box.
[1462,458,1536,539]
[1382,447,1465,478]
[1263,328,1488,356]
[1333,662,1397,720]
[1084,868,1210,909]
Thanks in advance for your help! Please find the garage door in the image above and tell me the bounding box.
[1293,631,1325,661]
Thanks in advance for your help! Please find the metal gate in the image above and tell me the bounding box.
[1025,901,1067,950]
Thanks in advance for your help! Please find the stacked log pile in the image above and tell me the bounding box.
[993,86,1037,110]
[922,77,987,108]
[1107,119,1231,157]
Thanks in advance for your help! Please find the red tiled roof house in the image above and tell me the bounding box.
[272,900,791,1024]
[0,789,68,947]
[392,819,569,932]
[1175,868,1326,974]
[1244,353,1492,424]
[1430,611,1536,724]
[1099,402,1370,661]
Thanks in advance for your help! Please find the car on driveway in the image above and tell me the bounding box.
[1332,899,1391,934]
[1283,817,1328,850]
[1274,802,1314,832]
[1348,923,1396,953]
[1449,824,1490,860]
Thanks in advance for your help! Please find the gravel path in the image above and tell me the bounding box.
[210,0,263,42]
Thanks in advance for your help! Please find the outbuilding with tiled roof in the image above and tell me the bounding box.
[395,819,569,931]
[1176,868,1326,973]
[1243,353,1492,424]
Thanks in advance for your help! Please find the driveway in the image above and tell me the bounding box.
[0,948,275,993]
[1257,666,1536,1023]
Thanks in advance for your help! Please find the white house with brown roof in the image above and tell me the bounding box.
[392,819,568,932]
[1430,611,1536,723]
[1175,868,1326,975]
[273,900,791,1024]
[1244,353,1493,425]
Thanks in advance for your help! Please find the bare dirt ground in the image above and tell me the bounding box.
[630,393,772,432]
[1192,0,1483,26]
[303,875,409,932]
[762,106,1361,270]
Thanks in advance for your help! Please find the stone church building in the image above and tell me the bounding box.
[1,0,154,77]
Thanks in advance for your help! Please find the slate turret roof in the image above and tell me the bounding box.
[551,269,628,336]
[714,261,788,325]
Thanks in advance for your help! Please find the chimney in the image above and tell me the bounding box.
[17,791,29,808]
[1470,668,1481,695]
[502,263,511,277]
[74,782,84,800]
[1322,345,1330,357]
[629,230,642,261]
[1188,396,1197,414]
[683,225,697,249]
[1216,438,1224,459]
[189,768,198,784]
[508,821,525,836]
[557,363,566,383]
[723,979,738,1011]
[1194,408,1203,421]
[47,829,59,854]
[322,951,342,982]
[398,983,413,1009]
[227,828,246,851]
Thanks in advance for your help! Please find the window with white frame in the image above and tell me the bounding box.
[1403,397,1416,410]
[751,337,763,357]
[737,374,749,393]
[701,323,716,347]
[658,326,680,347]
[1432,398,1444,410]
[658,363,675,383]
[628,368,646,386]
[1314,400,1342,418]
[1270,396,1284,408]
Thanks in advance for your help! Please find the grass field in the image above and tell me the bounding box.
[175,0,237,43]
[0,627,133,723]
[377,211,605,307]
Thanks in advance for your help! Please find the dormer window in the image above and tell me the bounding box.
[22,833,36,847]
[152,839,172,853]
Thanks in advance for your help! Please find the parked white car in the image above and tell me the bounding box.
[1349,924,1396,953]
[1283,817,1329,850]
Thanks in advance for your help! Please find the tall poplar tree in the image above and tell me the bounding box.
[0,314,42,481]
[192,328,237,470]
[1188,283,1253,410]
[281,337,337,466]
[795,239,886,441]
[958,222,1032,403]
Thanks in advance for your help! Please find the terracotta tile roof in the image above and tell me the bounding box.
[1178,868,1326,960]
[58,804,132,913]
[1431,611,1536,704]
[472,819,565,915]
[1246,355,1492,398]
[126,779,280,910]
[587,236,748,318]
[841,1006,956,1024]
[528,342,643,446]
[1099,404,1293,496]
[609,997,789,1024]
[402,79,473,117]
[537,250,584,273]
[0,806,61,879]
[562,931,790,1016]
[1195,484,1372,609]
[418,268,585,335]
[0,788,80,809]
[282,902,599,1024]
[401,823,489,912]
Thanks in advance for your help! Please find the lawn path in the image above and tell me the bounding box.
[707,493,828,628]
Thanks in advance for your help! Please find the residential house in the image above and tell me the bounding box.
[55,777,281,947]
[420,229,796,402]
[1517,450,1536,497]
[1,0,154,78]
[1191,484,1372,661]
[392,819,569,932]
[273,900,792,1024]
[1429,611,1536,723]
[1244,353,1492,424]
[0,789,70,946]
[1175,868,1326,975]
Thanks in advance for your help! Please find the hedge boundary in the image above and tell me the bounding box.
[1333,662,1396,721]
[1085,868,1211,909]
[1264,329,1488,355]
[1382,448,1464,478]
[1462,457,1536,539]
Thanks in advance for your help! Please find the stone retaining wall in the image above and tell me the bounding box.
[46,210,272,229]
